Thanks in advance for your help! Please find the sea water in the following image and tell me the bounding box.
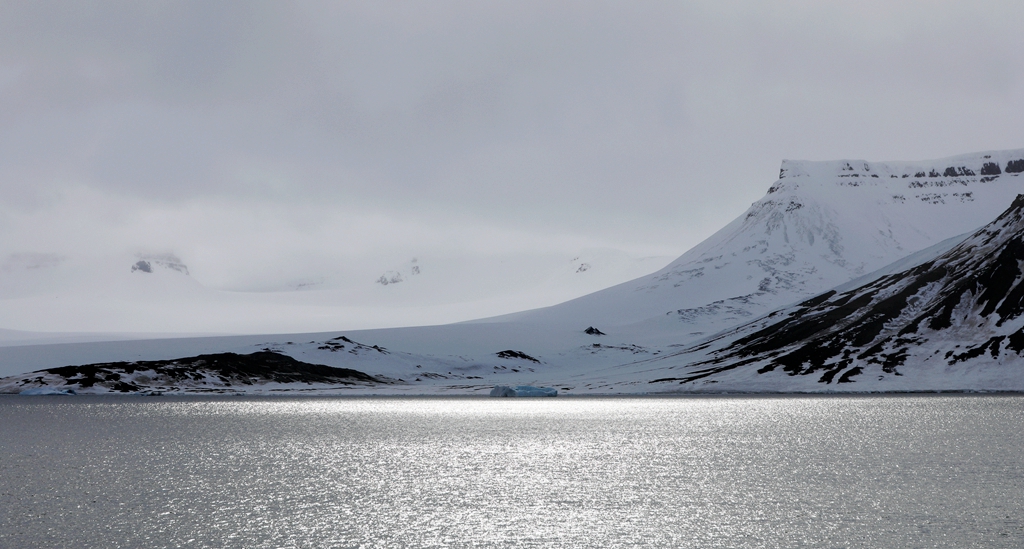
[1,395,1022,548]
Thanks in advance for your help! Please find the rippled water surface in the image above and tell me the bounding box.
[2,395,1023,548]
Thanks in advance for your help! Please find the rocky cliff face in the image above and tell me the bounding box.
[777,150,1024,182]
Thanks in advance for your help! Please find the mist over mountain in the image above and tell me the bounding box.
[4,149,1024,394]
[0,243,673,335]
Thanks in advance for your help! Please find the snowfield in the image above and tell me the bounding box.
[3,149,1024,394]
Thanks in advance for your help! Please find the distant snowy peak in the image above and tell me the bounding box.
[376,257,421,286]
[132,254,189,275]
[777,149,1024,182]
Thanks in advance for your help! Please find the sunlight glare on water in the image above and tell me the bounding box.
[1,395,1023,548]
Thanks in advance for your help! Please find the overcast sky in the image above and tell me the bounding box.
[2,0,1023,292]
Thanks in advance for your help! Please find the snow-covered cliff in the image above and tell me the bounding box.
[512,149,1024,345]
[639,193,1024,392]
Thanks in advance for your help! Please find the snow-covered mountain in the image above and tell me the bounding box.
[4,149,1024,394]
[510,149,1024,344]
[636,193,1024,392]
[0,247,672,335]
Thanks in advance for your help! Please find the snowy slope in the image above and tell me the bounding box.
[507,149,1024,345]
[4,150,1024,394]
[632,193,1024,392]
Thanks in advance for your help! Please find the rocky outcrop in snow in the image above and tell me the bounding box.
[376,257,421,285]
[0,351,383,394]
[650,194,1024,391]
[131,254,190,275]
[777,150,1024,182]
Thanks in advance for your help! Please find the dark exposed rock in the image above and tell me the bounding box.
[32,351,381,392]
[981,162,1002,176]
[318,335,389,355]
[943,166,975,177]
[584,326,606,336]
[666,194,1024,386]
[496,350,540,363]
[1007,159,1024,173]
[836,367,862,383]
[132,255,189,275]
[947,336,1005,364]
[376,272,403,285]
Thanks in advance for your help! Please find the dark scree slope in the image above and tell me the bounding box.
[663,194,1024,386]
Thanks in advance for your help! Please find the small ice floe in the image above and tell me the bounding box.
[489,385,557,397]
[19,387,77,396]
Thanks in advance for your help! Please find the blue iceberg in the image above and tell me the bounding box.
[489,385,557,397]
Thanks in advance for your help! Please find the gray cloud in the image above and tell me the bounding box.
[1,0,1023,293]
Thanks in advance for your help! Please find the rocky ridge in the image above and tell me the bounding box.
[642,194,1024,391]
[0,350,384,394]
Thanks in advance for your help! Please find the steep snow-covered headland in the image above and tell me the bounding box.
[639,192,1024,392]
[509,149,1024,340]
[3,149,1024,395]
